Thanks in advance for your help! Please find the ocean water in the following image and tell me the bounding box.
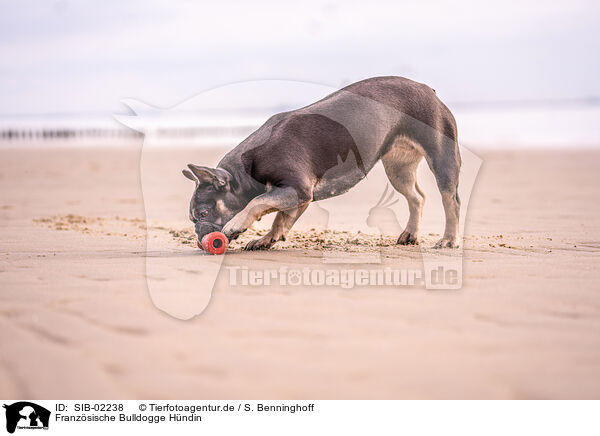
[455,105,600,148]
[1,105,599,149]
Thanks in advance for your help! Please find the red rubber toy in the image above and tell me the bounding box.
[198,231,229,255]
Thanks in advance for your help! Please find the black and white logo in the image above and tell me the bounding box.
[3,402,50,434]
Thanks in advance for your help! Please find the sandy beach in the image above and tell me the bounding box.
[1,144,599,399]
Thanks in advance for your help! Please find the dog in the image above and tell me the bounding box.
[183,76,461,250]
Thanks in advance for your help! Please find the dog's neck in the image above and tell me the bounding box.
[218,159,266,211]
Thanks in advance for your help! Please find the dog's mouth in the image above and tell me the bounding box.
[195,222,223,242]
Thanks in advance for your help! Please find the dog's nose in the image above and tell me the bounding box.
[195,222,221,240]
[195,223,208,240]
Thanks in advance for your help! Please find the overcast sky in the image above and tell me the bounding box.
[0,0,598,115]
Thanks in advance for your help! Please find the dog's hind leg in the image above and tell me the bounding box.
[424,136,461,248]
[244,203,310,250]
[382,143,425,245]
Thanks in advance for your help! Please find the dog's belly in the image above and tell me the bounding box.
[312,167,368,201]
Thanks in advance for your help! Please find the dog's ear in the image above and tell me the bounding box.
[182,169,197,183]
[187,164,232,191]
[187,164,220,186]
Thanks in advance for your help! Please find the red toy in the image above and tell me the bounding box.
[198,231,229,255]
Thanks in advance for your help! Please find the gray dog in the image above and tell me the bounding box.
[183,76,461,250]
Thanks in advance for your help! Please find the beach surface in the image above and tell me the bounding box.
[1,144,599,399]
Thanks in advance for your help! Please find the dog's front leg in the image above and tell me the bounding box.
[222,186,311,241]
[244,203,310,250]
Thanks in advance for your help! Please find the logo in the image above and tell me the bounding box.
[3,402,50,434]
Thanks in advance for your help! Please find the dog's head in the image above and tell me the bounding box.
[183,164,245,241]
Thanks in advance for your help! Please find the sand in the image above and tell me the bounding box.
[1,144,599,399]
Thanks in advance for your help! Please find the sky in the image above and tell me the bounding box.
[0,0,599,115]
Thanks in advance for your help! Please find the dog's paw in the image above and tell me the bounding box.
[397,230,419,245]
[221,217,247,241]
[244,234,276,251]
[434,237,459,248]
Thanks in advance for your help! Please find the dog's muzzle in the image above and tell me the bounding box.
[195,222,222,241]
